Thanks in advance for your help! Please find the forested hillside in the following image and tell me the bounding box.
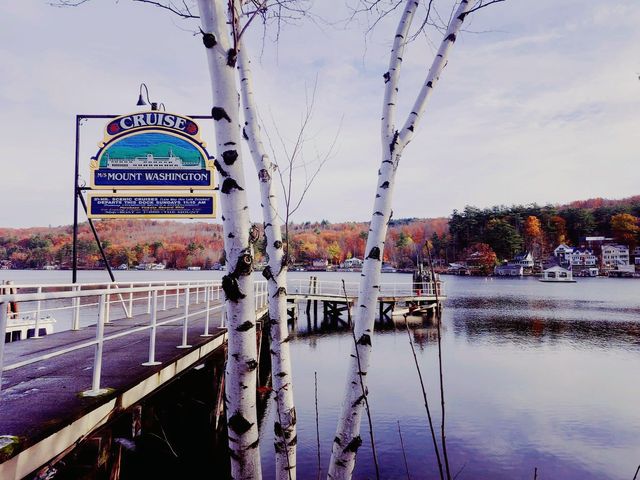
[0,217,448,269]
[1,196,638,269]
[442,196,640,262]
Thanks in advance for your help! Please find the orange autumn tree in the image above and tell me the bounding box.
[463,242,498,275]
[524,215,543,259]
[611,213,639,250]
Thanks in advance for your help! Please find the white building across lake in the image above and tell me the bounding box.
[540,265,576,282]
[602,244,629,269]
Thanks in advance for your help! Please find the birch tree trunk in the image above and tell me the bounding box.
[197,1,261,478]
[238,39,297,480]
[328,1,473,478]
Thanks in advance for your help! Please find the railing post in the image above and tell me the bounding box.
[176,283,180,308]
[147,282,152,314]
[105,283,111,324]
[196,284,200,304]
[0,303,7,392]
[178,287,191,348]
[143,290,161,366]
[128,282,134,316]
[73,285,81,330]
[82,294,109,397]
[34,286,43,338]
[163,281,168,311]
[201,285,212,337]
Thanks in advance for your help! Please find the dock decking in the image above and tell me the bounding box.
[0,302,230,480]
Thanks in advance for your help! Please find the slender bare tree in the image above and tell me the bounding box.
[237,35,298,479]
[328,1,503,478]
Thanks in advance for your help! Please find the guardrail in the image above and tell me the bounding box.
[286,279,444,297]
[0,280,269,395]
[0,276,440,395]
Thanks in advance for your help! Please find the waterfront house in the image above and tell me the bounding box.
[568,248,598,266]
[309,259,329,271]
[495,263,524,276]
[340,257,364,270]
[608,264,635,277]
[553,244,573,265]
[510,252,534,268]
[601,244,629,270]
[447,263,470,275]
[540,265,575,282]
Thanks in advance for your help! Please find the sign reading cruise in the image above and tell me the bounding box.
[90,111,215,190]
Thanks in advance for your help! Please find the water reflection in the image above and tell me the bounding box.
[259,276,640,480]
[448,298,640,350]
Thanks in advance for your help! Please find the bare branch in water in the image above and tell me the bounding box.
[403,314,444,479]
[315,371,322,480]
[397,420,411,480]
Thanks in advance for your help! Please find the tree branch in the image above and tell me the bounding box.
[466,0,506,16]
[132,0,199,18]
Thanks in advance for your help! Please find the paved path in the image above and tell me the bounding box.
[0,303,227,477]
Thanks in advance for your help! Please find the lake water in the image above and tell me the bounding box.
[2,270,639,479]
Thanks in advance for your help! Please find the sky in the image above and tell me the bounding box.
[0,0,638,228]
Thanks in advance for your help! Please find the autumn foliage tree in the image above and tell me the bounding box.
[463,242,498,275]
[523,215,543,258]
[548,215,568,247]
[611,213,639,250]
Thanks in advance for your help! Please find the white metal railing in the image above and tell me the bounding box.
[0,280,268,396]
[0,280,221,333]
[285,279,444,298]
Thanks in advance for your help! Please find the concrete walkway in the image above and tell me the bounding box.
[0,303,228,479]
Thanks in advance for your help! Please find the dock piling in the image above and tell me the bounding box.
[0,303,7,392]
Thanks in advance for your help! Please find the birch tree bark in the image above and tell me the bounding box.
[328,1,474,478]
[197,1,262,478]
[238,38,297,480]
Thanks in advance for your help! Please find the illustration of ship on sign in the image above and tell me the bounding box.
[104,149,200,170]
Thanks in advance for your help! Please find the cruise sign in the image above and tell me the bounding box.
[90,111,215,190]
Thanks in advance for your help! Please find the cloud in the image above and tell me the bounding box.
[0,1,638,227]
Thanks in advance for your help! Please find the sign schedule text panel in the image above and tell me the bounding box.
[88,194,216,219]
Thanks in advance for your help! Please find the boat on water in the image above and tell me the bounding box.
[381,264,397,273]
[539,265,576,283]
[5,316,56,343]
[104,149,200,170]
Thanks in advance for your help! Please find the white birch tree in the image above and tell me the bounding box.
[237,37,298,480]
[197,1,262,477]
[328,1,501,478]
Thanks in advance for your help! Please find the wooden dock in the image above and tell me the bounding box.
[0,277,443,478]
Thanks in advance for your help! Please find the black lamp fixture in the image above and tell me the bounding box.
[136,82,158,111]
